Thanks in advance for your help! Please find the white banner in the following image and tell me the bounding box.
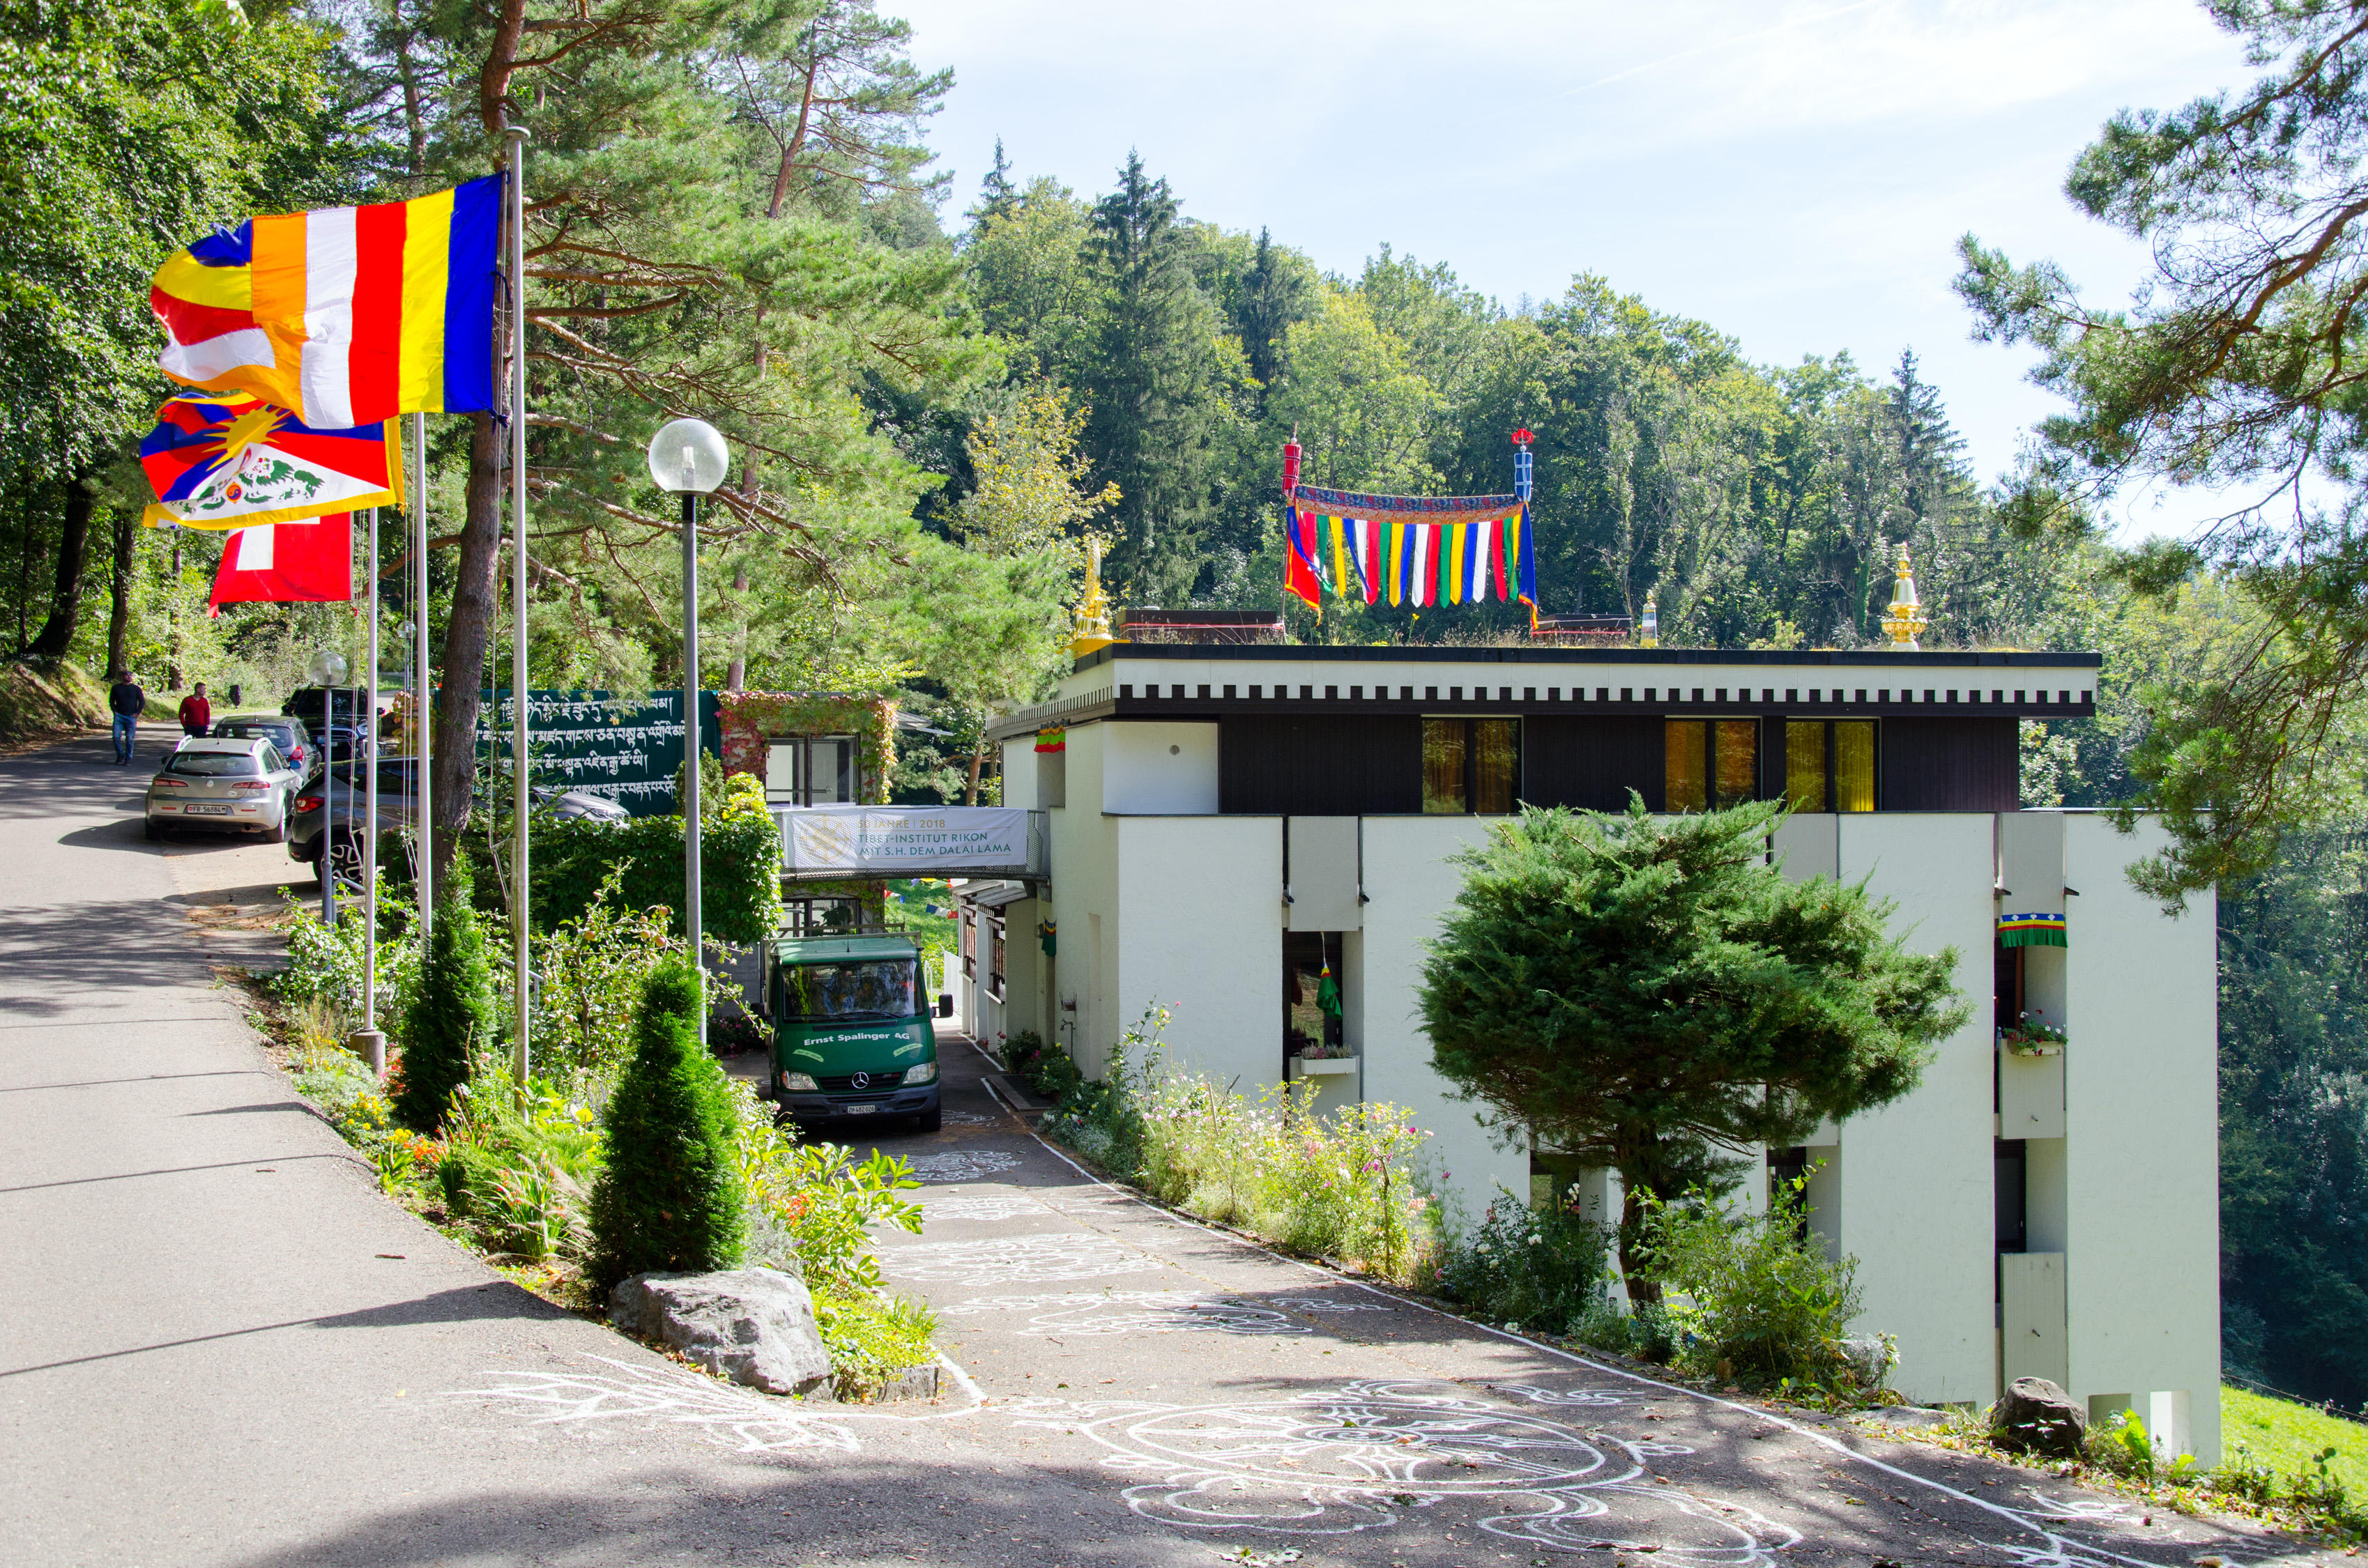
[778,806,1034,875]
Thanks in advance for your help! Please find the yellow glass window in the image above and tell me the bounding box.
[1422,718,1467,814]
[1786,721,1827,811]
[1474,719,1518,814]
[1835,721,1876,812]
[1665,721,1706,813]
[1715,720,1758,807]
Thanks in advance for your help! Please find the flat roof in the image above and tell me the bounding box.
[767,935,921,962]
[1073,643,2100,672]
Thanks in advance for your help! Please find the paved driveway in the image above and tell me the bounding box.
[0,726,2328,1567]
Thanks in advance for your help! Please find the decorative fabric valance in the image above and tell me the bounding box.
[1034,727,1065,754]
[1998,912,2068,948]
[1290,483,1522,529]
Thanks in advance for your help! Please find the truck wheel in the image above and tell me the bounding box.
[914,1108,942,1134]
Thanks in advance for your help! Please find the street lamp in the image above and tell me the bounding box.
[307,647,350,929]
[647,417,729,1046]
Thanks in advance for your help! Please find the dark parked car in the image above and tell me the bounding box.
[210,714,318,783]
[288,760,629,886]
[282,685,371,731]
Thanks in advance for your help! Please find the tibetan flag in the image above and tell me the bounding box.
[1283,506,1322,608]
[139,393,399,530]
[1347,518,1382,604]
[207,514,353,616]
[151,174,502,428]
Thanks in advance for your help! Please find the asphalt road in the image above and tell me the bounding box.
[0,725,2332,1568]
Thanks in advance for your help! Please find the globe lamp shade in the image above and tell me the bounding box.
[647,418,730,494]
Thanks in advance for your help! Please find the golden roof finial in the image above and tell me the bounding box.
[1881,539,1928,651]
[1070,535,1117,656]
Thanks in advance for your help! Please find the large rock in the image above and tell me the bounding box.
[1989,1376,2086,1458]
[611,1268,832,1399]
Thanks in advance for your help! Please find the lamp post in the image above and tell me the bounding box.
[647,417,729,1046]
[307,647,349,928]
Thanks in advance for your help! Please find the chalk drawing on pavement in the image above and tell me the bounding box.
[904,1149,1024,1183]
[880,1229,1160,1284]
[919,1192,1048,1222]
[447,1354,860,1454]
[940,1291,1317,1337]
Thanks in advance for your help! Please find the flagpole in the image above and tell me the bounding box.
[504,125,531,1098]
[353,505,385,1078]
[411,411,431,944]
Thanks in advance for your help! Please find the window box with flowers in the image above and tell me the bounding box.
[1999,1012,2066,1057]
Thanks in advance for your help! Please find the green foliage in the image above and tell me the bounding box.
[1432,1187,1611,1336]
[813,1291,938,1394]
[1573,1298,1682,1366]
[393,867,496,1135]
[732,1090,924,1297]
[1040,1010,1440,1283]
[537,771,783,943]
[1417,799,1966,1298]
[587,958,747,1291]
[1640,1176,1870,1392]
[530,868,679,1091]
[1000,1028,1083,1101]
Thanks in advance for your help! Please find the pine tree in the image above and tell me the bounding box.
[588,957,747,1292]
[393,859,495,1135]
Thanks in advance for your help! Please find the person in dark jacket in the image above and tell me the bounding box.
[107,670,143,764]
[177,682,211,739]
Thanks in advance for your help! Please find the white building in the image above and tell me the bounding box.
[952,644,2219,1457]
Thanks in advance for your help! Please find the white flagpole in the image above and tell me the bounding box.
[411,410,431,943]
[505,126,532,1096]
[359,505,382,1075]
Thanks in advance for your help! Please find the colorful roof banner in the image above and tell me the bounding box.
[207,513,353,616]
[1998,912,2069,948]
[151,174,501,427]
[140,393,400,530]
[1290,482,1521,528]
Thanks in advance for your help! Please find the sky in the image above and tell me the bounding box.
[894,0,2256,523]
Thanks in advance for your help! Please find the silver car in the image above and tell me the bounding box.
[144,737,301,843]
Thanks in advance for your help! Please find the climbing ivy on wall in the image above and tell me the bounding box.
[715,692,895,805]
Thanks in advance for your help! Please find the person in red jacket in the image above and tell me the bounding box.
[177,682,211,739]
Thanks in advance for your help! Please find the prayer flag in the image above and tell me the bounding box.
[207,513,353,615]
[1466,520,1496,604]
[1491,514,1510,601]
[1348,518,1381,604]
[1411,523,1437,607]
[1387,523,1406,607]
[1446,524,1466,606]
[151,174,502,427]
[1516,505,1538,606]
[139,392,399,530]
[1284,507,1322,608]
[1329,515,1352,601]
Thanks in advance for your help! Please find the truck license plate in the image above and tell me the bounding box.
[844,1103,877,1115]
[186,804,231,816]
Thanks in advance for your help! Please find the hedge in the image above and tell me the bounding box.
[535,772,783,942]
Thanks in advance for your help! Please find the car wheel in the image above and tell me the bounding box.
[263,815,287,845]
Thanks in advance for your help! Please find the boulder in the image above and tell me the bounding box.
[1841,1335,1896,1388]
[1989,1376,2086,1458]
[611,1268,832,1399]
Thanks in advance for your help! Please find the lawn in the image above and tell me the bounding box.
[2220,1384,2368,1495]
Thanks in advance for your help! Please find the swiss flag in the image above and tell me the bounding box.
[208,513,353,616]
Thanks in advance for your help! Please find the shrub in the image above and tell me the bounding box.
[1434,1185,1612,1335]
[394,861,496,1135]
[586,957,747,1291]
[1640,1174,1867,1391]
[1574,1298,1681,1364]
[537,771,782,942]
[530,867,678,1090]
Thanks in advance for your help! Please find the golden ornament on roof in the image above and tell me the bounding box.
[1070,535,1117,656]
[1881,539,1928,651]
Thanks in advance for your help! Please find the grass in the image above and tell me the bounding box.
[2222,1384,2368,1498]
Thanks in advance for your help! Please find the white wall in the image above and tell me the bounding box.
[2063,813,2220,1462]
[1832,813,1999,1406]
[1103,722,1219,814]
[1358,816,1528,1225]
[1113,816,1282,1090]
[1047,722,1119,1075]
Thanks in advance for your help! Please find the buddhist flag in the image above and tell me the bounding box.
[151,174,502,428]
[1284,506,1322,608]
[1347,518,1382,604]
[208,513,353,616]
[139,393,399,530]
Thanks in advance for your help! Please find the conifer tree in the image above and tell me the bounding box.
[588,957,747,1292]
[394,859,495,1135]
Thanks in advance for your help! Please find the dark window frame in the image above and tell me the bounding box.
[1664,717,1759,812]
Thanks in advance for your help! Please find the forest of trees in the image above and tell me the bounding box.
[3,0,2362,1408]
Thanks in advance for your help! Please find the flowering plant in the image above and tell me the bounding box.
[1999,1010,2068,1056]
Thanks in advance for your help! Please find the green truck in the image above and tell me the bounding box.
[764,934,942,1132]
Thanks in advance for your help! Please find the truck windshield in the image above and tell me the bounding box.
[781,959,922,1022]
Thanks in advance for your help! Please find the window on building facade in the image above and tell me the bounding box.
[1784,720,1877,813]
[959,909,975,979]
[765,734,857,806]
[988,916,1006,1002]
[1664,719,1758,811]
[1283,930,1347,1065]
[1421,717,1520,814]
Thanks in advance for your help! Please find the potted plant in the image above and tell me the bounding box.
[1999,1010,2067,1057]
